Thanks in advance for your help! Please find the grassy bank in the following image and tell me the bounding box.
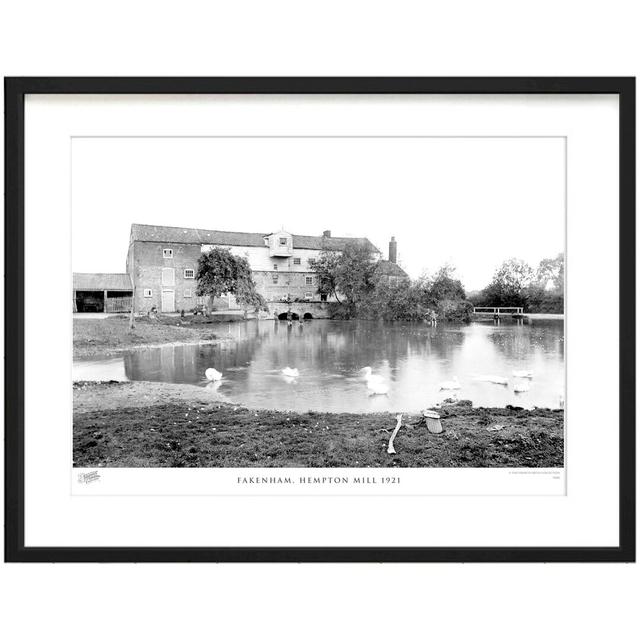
[73,315,239,357]
[73,381,563,468]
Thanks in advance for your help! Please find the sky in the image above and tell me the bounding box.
[72,136,565,291]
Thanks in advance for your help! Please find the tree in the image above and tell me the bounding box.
[523,254,565,314]
[426,264,466,305]
[196,247,265,314]
[312,250,342,302]
[481,258,534,307]
[312,241,379,310]
[535,253,564,294]
[334,241,379,308]
[474,254,565,313]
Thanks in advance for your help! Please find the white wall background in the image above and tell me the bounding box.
[1,2,638,639]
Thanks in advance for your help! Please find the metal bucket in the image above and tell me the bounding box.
[423,410,443,434]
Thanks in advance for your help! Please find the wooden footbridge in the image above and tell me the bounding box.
[473,306,527,319]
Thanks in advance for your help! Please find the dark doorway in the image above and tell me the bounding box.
[303,313,313,320]
[75,290,104,313]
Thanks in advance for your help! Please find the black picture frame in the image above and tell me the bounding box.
[4,77,636,563]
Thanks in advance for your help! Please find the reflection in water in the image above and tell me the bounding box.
[73,319,565,412]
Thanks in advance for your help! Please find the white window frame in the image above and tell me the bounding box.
[304,291,313,300]
[305,276,314,285]
[184,289,192,298]
[184,268,195,279]
[279,237,287,246]
[143,289,153,298]
[272,274,279,283]
[163,248,173,259]
[293,257,301,265]
[273,264,278,271]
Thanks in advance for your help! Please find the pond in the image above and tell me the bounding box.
[74,318,565,413]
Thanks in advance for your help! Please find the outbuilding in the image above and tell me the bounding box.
[73,273,133,313]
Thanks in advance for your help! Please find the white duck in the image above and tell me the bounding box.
[439,375,461,391]
[282,367,300,378]
[367,378,389,395]
[513,379,530,393]
[205,367,223,381]
[513,370,534,379]
[477,375,508,385]
[361,366,385,385]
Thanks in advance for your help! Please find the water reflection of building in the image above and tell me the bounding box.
[123,325,270,384]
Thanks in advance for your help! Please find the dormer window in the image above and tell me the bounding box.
[267,230,293,257]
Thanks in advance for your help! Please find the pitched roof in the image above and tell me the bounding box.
[73,273,133,291]
[377,260,409,279]
[129,223,380,253]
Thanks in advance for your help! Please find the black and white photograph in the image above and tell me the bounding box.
[6,77,633,567]
[2,1,638,637]
[72,135,565,470]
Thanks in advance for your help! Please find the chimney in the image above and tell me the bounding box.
[322,230,331,238]
[389,236,397,264]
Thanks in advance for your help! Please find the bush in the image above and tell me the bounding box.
[328,301,357,320]
[437,299,474,322]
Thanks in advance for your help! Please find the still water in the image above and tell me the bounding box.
[74,319,564,412]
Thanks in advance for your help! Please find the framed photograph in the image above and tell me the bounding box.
[4,77,635,562]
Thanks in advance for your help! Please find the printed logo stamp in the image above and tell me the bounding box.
[77,470,101,484]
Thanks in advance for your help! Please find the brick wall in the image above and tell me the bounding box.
[128,241,202,313]
[253,271,319,302]
[128,241,325,313]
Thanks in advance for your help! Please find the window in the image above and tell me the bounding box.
[279,237,287,246]
[163,248,173,258]
[305,276,314,285]
[184,268,195,279]
[273,264,278,271]
[143,289,153,298]
[304,292,313,300]
[293,257,301,265]
[308,258,316,267]
[184,289,192,298]
[272,274,279,283]
[162,267,175,286]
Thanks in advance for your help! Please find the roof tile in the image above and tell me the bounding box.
[73,273,133,290]
[377,260,409,278]
[130,223,379,253]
